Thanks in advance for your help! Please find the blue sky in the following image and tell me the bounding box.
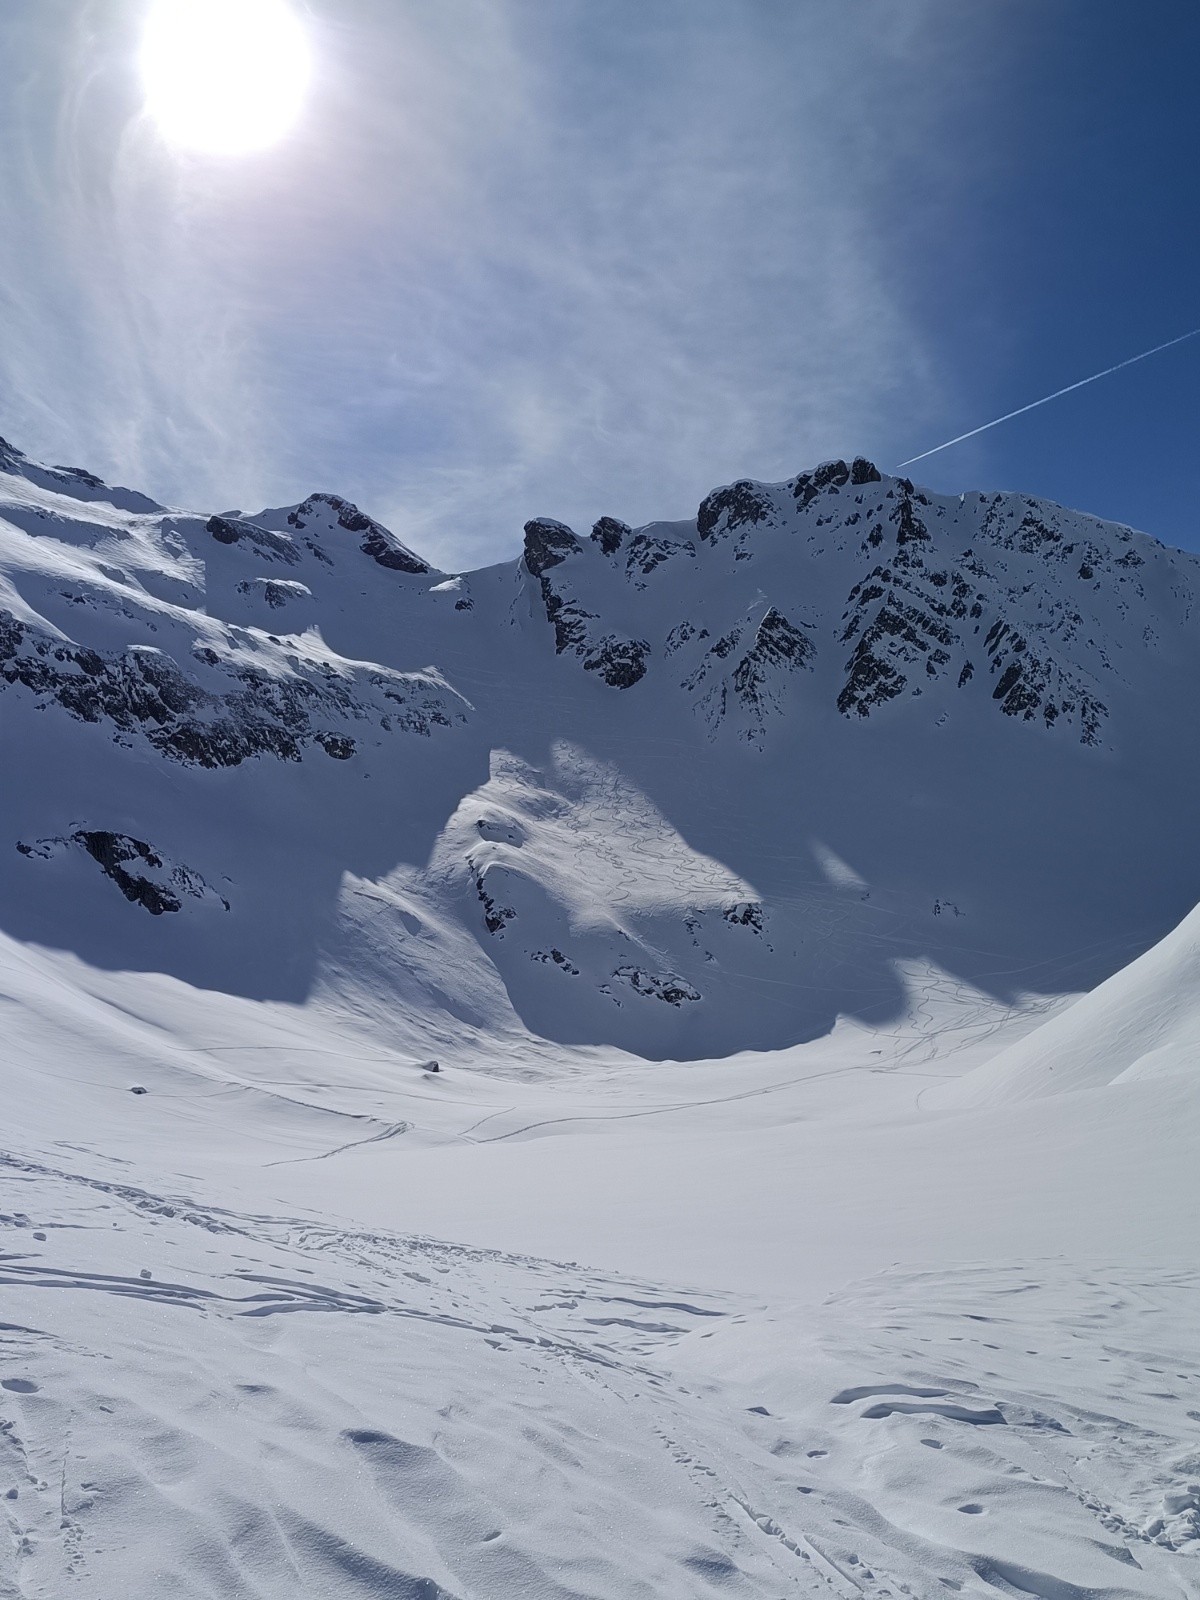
[1,1,1197,568]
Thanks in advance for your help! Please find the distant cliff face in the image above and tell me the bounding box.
[0,434,1196,1059]
[520,456,1149,751]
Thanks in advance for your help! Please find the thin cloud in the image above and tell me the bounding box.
[0,0,989,568]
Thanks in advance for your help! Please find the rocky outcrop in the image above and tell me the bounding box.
[236,579,312,610]
[624,532,693,584]
[0,610,465,768]
[727,609,816,734]
[582,636,650,689]
[525,519,650,689]
[684,609,815,742]
[523,518,582,578]
[591,516,629,556]
[791,457,881,510]
[613,966,701,1005]
[207,516,302,565]
[471,863,516,935]
[833,482,1109,742]
[287,494,430,575]
[697,481,777,542]
[17,831,229,915]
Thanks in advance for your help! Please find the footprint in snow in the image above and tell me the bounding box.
[0,1380,38,1395]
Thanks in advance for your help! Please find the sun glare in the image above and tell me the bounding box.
[140,0,312,156]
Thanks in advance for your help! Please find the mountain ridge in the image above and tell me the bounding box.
[1,433,1196,1060]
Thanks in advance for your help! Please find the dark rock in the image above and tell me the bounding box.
[288,494,429,575]
[206,515,301,565]
[625,533,689,579]
[532,948,581,976]
[894,491,930,546]
[793,460,852,509]
[851,457,882,485]
[74,832,184,915]
[523,518,581,578]
[614,966,701,1006]
[472,866,515,935]
[583,637,650,689]
[0,609,457,769]
[236,579,312,610]
[698,481,775,541]
[591,516,629,555]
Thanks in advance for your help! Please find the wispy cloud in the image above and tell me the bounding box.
[0,0,997,568]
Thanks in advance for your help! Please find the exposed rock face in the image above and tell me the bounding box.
[624,532,691,584]
[532,947,580,975]
[831,484,1109,742]
[17,831,229,915]
[287,494,430,575]
[523,518,582,578]
[613,966,702,1005]
[729,609,816,731]
[471,863,516,935]
[582,636,650,689]
[0,610,465,768]
[591,517,629,556]
[724,901,763,932]
[525,519,650,688]
[681,608,815,742]
[207,516,301,565]
[697,480,777,542]
[236,579,313,610]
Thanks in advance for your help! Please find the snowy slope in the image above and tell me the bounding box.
[932,898,1200,1106]
[2,916,1199,1599]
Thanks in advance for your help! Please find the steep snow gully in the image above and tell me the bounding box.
[1,435,1198,1597]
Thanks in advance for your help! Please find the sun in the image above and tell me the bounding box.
[140,0,312,156]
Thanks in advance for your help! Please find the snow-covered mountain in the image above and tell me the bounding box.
[3,435,1200,1061]
[4,432,1200,1599]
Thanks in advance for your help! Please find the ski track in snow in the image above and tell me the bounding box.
[2,1152,1199,1599]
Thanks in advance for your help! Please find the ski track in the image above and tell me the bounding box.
[1,1152,1198,1599]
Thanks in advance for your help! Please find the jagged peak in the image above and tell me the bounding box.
[591,516,630,556]
[523,517,582,577]
[0,434,163,515]
[285,492,432,576]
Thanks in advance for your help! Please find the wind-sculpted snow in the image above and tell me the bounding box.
[3,1146,1197,1599]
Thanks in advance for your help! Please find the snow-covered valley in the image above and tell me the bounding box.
[1,436,1198,1597]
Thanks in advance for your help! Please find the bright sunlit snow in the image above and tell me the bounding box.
[140,0,311,156]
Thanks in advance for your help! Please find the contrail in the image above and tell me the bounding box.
[896,324,1200,470]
